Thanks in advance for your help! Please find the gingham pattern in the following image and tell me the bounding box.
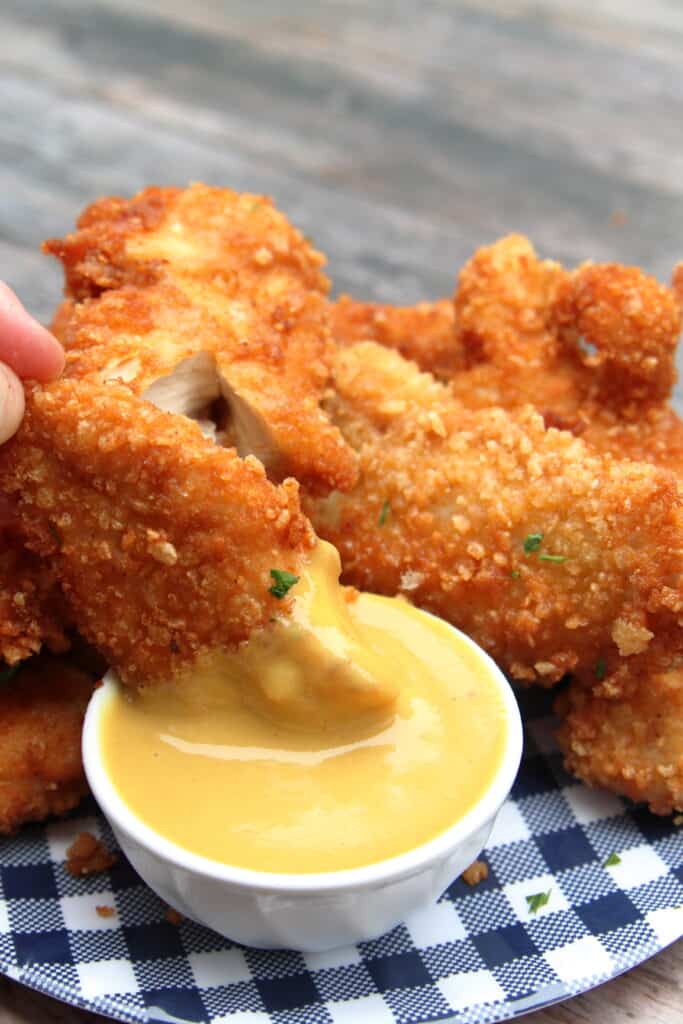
[1,687,681,1024]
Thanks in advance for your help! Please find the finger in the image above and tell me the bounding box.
[0,283,65,381]
[0,363,26,444]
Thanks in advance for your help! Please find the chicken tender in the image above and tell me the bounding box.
[45,184,357,495]
[551,261,679,407]
[547,261,683,474]
[0,656,94,834]
[0,378,316,689]
[557,665,683,815]
[450,239,683,811]
[306,342,683,688]
[455,239,683,475]
[332,295,460,380]
[452,236,680,414]
[346,237,683,476]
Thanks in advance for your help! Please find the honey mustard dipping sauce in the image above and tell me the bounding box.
[100,541,509,874]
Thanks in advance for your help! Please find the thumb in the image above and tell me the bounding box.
[0,283,64,381]
[0,363,25,445]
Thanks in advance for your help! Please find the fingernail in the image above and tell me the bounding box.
[0,363,25,444]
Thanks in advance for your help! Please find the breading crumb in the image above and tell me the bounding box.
[165,906,184,925]
[96,905,116,918]
[462,860,489,886]
[66,831,118,876]
[611,616,654,657]
[148,538,178,566]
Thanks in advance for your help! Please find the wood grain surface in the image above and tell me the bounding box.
[0,0,681,1021]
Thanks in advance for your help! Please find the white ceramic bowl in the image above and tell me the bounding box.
[83,630,523,953]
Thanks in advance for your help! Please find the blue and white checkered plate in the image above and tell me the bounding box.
[0,687,681,1024]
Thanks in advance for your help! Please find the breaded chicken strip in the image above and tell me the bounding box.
[0,525,69,666]
[452,236,680,415]
[0,378,315,690]
[332,295,460,380]
[557,665,683,815]
[551,261,679,408]
[0,655,94,833]
[449,240,683,812]
[44,184,357,495]
[547,266,683,476]
[452,236,683,475]
[343,237,683,475]
[306,342,683,688]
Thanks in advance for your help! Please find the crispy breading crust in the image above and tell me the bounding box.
[557,664,683,815]
[332,295,460,379]
[0,526,69,665]
[673,263,683,309]
[0,656,94,834]
[552,262,680,406]
[454,234,566,401]
[452,236,682,415]
[306,342,683,687]
[44,184,357,496]
[0,378,316,689]
[454,238,683,474]
[348,237,683,475]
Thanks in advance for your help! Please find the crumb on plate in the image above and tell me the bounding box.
[96,905,116,918]
[66,831,117,876]
[462,859,489,886]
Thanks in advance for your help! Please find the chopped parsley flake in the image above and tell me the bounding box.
[511,570,521,579]
[523,532,567,563]
[378,499,391,526]
[268,569,300,599]
[0,664,19,686]
[526,889,552,914]
[604,852,621,867]
[595,657,607,681]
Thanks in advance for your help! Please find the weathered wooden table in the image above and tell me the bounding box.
[0,1,681,1020]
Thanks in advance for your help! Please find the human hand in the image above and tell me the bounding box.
[0,283,64,444]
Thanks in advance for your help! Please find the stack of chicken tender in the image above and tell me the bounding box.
[1,185,682,833]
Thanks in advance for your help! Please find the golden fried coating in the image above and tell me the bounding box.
[452,235,680,414]
[306,342,683,688]
[552,262,679,406]
[673,263,683,309]
[557,665,683,815]
[44,184,356,496]
[0,526,69,666]
[452,237,683,474]
[0,656,94,834]
[452,234,569,410]
[453,237,680,409]
[332,295,460,380]
[348,237,683,475]
[0,378,315,689]
[355,238,683,812]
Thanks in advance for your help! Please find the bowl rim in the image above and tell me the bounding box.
[83,614,523,895]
